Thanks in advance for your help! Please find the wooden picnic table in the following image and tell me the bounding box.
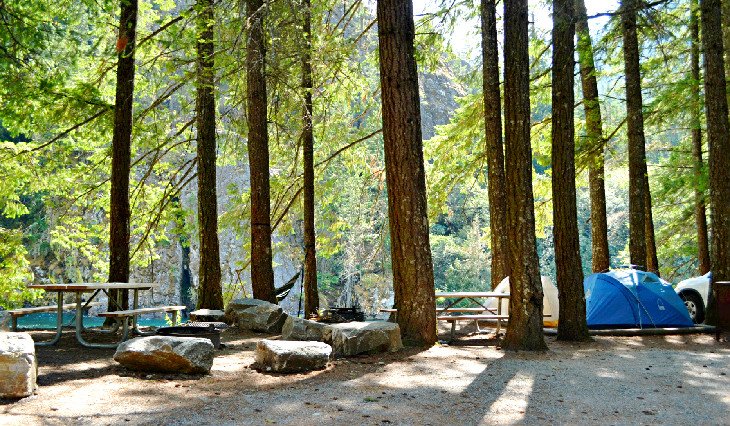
[435,291,511,337]
[25,283,158,348]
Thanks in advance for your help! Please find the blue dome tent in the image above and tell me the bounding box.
[584,270,693,329]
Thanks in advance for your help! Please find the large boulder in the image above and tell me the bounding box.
[114,336,214,374]
[281,316,330,341]
[225,298,287,333]
[0,332,37,398]
[328,321,403,356]
[254,339,331,373]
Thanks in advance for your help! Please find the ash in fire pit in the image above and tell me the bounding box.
[318,307,365,323]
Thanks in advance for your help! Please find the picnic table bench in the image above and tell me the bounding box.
[99,305,185,337]
[8,302,103,332]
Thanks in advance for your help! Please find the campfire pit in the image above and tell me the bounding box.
[317,307,365,323]
[156,323,223,349]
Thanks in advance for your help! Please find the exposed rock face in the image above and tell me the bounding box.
[254,339,331,373]
[113,336,214,374]
[0,332,37,398]
[328,321,403,356]
[225,299,287,333]
[0,312,10,332]
[281,316,330,341]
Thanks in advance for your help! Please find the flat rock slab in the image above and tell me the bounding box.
[254,339,331,373]
[225,299,287,333]
[189,309,225,322]
[0,332,37,398]
[329,321,403,356]
[114,336,214,374]
[281,316,330,341]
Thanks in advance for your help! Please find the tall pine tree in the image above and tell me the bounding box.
[246,0,276,303]
[552,0,589,341]
[377,0,437,346]
[195,0,223,309]
[481,0,509,289]
[501,0,546,351]
[690,0,711,275]
[575,0,610,273]
[701,0,730,325]
[301,0,319,317]
[108,0,137,313]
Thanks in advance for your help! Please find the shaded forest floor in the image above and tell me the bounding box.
[2,326,729,425]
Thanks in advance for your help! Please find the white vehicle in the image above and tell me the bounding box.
[675,272,711,324]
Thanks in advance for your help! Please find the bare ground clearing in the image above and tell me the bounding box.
[2,326,728,425]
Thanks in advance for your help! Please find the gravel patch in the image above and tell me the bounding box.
[1,328,728,425]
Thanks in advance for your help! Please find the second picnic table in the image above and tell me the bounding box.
[435,291,511,338]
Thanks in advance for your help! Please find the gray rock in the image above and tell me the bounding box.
[254,339,331,373]
[0,312,10,332]
[0,332,37,398]
[225,299,287,333]
[113,336,214,374]
[281,316,330,341]
[328,321,403,356]
[189,309,225,322]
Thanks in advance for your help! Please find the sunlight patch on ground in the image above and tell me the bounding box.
[481,372,535,425]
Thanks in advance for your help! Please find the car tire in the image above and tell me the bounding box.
[680,292,705,324]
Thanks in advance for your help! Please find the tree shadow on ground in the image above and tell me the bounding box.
[3,327,728,424]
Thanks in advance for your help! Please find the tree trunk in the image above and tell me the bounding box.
[644,188,659,275]
[575,0,610,273]
[552,0,590,341]
[302,0,319,318]
[376,0,437,346]
[501,0,547,351]
[247,0,276,303]
[481,0,510,290]
[108,0,137,314]
[722,0,730,104]
[691,0,711,275]
[195,0,223,310]
[701,0,730,325]
[621,0,648,269]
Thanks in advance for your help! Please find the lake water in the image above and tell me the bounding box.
[15,312,178,329]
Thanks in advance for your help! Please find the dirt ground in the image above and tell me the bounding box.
[2,325,729,426]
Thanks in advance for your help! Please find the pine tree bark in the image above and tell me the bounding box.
[575,0,610,273]
[621,0,649,269]
[691,0,711,275]
[501,0,547,351]
[108,0,137,313]
[722,0,730,103]
[195,0,223,310]
[644,188,659,275]
[481,0,510,289]
[552,0,590,341]
[701,0,730,325]
[376,0,437,346]
[302,0,319,318]
[246,0,276,303]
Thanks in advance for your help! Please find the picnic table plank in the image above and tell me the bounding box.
[9,302,103,316]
